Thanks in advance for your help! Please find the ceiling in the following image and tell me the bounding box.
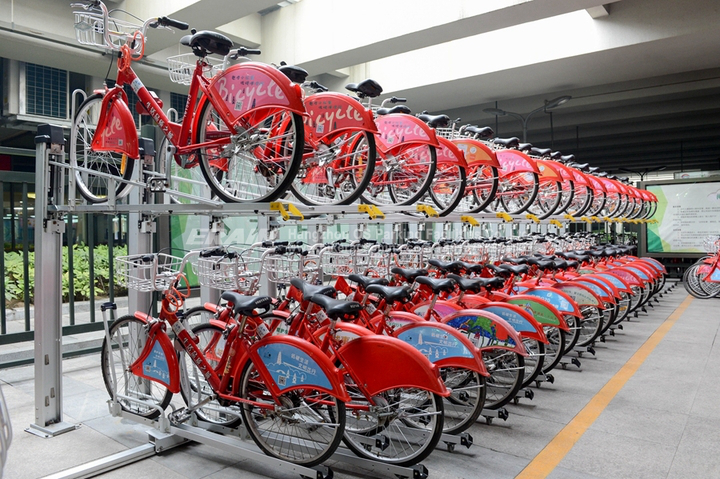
[1,0,719,180]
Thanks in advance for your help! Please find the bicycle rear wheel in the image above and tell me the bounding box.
[576,305,604,347]
[520,339,545,389]
[364,144,436,206]
[70,93,135,203]
[195,100,304,203]
[239,358,345,467]
[493,172,539,215]
[342,386,444,466]
[542,326,566,374]
[527,180,563,219]
[100,315,173,419]
[440,367,485,435]
[178,322,242,428]
[290,129,376,205]
[482,349,525,409]
[428,162,467,216]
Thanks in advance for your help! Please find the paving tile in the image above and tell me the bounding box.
[667,416,720,478]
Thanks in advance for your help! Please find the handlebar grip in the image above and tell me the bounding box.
[158,16,189,30]
[236,47,262,56]
[262,240,288,248]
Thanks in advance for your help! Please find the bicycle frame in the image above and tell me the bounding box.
[126,294,350,411]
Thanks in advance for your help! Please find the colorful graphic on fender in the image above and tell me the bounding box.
[445,315,517,349]
[257,343,332,391]
[397,326,474,362]
[142,341,172,384]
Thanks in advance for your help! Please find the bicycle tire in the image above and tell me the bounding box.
[178,322,243,428]
[541,327,566,374]
[520,338,545,389]
[575,305,604,348]
[180,305,216,328]
[527,180,563,220]
[195,98,304,203]
[458,164,500,214]
[495,172,540,215]
[566,185,593,217]
[342,385,444,466]
[428,162,467,216]
[290,129,376,205]
[363,144,437,206]
[69,93,135,203]
[238,357,346,467]
[553,181,575,215]
[482,348,525,409]
[440,367,486,435]
[100,315,173,419]
[586,190,607,216]
[561,314,582,356]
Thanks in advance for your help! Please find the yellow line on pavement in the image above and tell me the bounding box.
[516,294,694,479]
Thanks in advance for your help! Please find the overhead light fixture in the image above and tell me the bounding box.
[483,95,571,142]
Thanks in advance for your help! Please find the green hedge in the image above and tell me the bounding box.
[4,244,127,305]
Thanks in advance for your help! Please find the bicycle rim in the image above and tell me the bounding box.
[542,327,566,374]
[101,315,172,419]
[342,386,444,466]
[440,367,485,435]
[521,338,545,389]
[364,144,437,206]
[496,172,539,215]
[196,102,304,203]
[428,162,467,216]
[576,305,603,347]
[290,129,376,205]
[239,358,345,467]
[527,180,563,219]
[482,349,524,409]
[178,323,242,427]
[455,164,499,214]
[70,93,135,203]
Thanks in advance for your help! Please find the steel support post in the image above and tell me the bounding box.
[28,125,77,437]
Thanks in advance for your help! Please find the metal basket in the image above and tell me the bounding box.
[265,253,321,284]
[193,247,264,293]
[320,249,371,278]
[115,253,184,292]
[167,53,223,85]
[74,11,142,50]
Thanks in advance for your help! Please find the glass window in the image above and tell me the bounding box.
[25,63,68,119]
[170,92,188,121]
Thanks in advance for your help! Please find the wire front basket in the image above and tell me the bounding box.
[320,249,371,278]
[265,252,321,284]
[167,53,223,85]
[115,253,184,292]
[73,10,142,50]
[193,247,263,294]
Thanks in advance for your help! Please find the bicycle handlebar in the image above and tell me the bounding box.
[156,16,189,30]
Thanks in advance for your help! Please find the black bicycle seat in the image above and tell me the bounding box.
[447,274,485,294]
[427,259,465,274]
[493,137,520,148]
[417,113,450,128]
[345,78,383,98]
[415,276,456,294]
[391,267,428,283]
[220,291,272,316]
[279,64,308,84]
[365,284,412,305]
[376,105,412,115]
[290,278,336,301]
[464,125,494,138]
[184,30,233,57]
[348,274,389,290]
[309,295,362,321]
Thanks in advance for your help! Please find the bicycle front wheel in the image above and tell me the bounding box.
[100,315,173,419]
[342,386,444,466]
[70,93,135,203]
[195,100,304,203]
[290,129,376,205]
[178,323,242,428]
[238,358,345,467]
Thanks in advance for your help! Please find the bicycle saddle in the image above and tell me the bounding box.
[427,259,465,275]
[309,295,362,321]
[415,276,456,294]
[391,267,428,283]
[464,125,494,138]
[446,274,486,294]
[458,261,485,275]
[493,137,520,148]
[501,256,528,265]
[348,274,389,290]
[550,150,563,160]
[560,154,576,163]
[530,147,552,157]
[279,64,308,84]
[552,259,568,270]
[182,30,233,57]
[417,113,450,128]
[376,105,412,115]
[494,263,529,276]
[220,291,273,316]
[517,142,533,153]
[364,284,412,305]
[290,278,336,301]
[345,79,383,98]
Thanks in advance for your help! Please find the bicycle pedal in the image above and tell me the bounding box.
[169,408,191,424]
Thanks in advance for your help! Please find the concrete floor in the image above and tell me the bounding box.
[1,283,719,479]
